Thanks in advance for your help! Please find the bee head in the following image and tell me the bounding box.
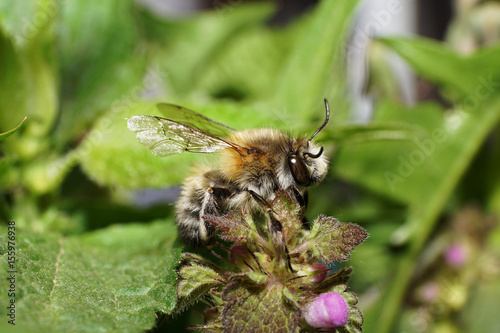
[287,99,330,187]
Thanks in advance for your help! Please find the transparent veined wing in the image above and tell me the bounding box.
[127,115,243,157]
[156,103,235,138]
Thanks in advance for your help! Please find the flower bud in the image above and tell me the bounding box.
[308,262,328,283]
[304,292,349,328]
[229,245,247,264]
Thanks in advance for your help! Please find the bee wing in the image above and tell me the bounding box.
[156,103,235,138]
[127,115,243,157]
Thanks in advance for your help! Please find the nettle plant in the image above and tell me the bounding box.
[175,190,367,332]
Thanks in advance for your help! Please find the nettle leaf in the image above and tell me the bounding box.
[0,31,28,134]
[377,37,470,101]
[205,211,257,245]
[334,100,446,205]
[160,2,275,97]
[378,37,500,102]
[305,216,368,263]
[0,220,181,333]
[221,282,298,333]
[0,28,57,153]
[325,122,424,145]
[196,23,292,102]
[0,0,39,48]
[273,0,360,124]
[269,190,302,242]
[177,263,222,300]
[56,0,149,145]
[23,152,78,194]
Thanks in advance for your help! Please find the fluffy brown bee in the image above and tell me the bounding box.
[127,100,330,247]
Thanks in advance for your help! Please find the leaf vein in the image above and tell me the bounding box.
[49,237,65,307]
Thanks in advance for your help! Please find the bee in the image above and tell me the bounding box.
[127,99,330,247]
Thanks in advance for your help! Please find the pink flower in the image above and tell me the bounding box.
[304,292,349,328]
[444,244,467,267]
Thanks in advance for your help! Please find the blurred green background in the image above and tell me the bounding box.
[1,0,500,332]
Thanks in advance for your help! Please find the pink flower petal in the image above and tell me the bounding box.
[304,292,349,327]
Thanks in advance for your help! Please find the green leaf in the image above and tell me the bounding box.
[304,216,368,263]
[0,27,57,155]
[463,277,500,333]
[205,211,254,245]
[365,41,404,101]
[22,152,78,194]
[221,283,298,333]
[157,2,274,97]
[0,155,16,191]
[0,116,27,141]
[195,23,295,103]
[190,99,297,131]
[378,37,469,100]
[327,122,424,145]
[273,0,360,123]
[0,220,181,333]
[378,38,500,102]
[335,100,447,205]
[55,0,149,146]
[0,30,28,133]
[177,263,222,300]
[0,0,50,48]
[269,190,302,243]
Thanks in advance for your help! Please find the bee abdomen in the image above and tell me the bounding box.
[175,169,237,247]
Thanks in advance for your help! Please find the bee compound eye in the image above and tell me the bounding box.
[288,154,311,186]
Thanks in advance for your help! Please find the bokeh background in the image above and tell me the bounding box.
[1,0,500,332]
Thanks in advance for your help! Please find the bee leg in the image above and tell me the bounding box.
[198,186,233,241]
[247,190,296,273]
[301,190,309,224]
[287,185,309,225]
[176,181,233,247]
[288,184,306,207]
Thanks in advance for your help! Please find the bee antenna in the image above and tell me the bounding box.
[305,146,324,159]
[308,98,330,142]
